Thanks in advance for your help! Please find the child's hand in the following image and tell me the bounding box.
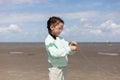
[70,41,77,46]
[70,41,77,51]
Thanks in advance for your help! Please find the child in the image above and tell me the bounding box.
[45,16,77,80]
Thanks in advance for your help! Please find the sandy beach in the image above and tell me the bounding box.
[0,42,120,80]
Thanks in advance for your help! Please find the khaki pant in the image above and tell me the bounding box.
[48,64,66,80]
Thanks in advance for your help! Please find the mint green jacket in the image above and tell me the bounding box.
[45,34,74,67]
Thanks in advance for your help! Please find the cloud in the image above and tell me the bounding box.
[80,18,93,28]
[0,0,51,5]
[0,11,119,24]
[56,11,120,24]
[100,20,119,32]
[62,26,102,37]
[99,20,120,37]
[0,11,119,42]
[0,13,47,24]
[62,20,120,42]
[99,20,120,41]
[0,24,22,33]
[11,0,51,4]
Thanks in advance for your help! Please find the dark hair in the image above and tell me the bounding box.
[47,16,64,33]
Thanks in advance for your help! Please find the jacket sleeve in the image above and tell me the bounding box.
[62,38,75,55]
[46,42,71,58]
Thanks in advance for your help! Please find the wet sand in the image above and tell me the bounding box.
[0,43,120,80]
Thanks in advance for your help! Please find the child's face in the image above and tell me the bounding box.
[50,22,64,37]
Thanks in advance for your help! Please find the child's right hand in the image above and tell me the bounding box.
[70,45,77,51]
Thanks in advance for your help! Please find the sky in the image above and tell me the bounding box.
[0,0,120,42]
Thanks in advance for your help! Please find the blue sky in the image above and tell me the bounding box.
[0,0,120,42]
